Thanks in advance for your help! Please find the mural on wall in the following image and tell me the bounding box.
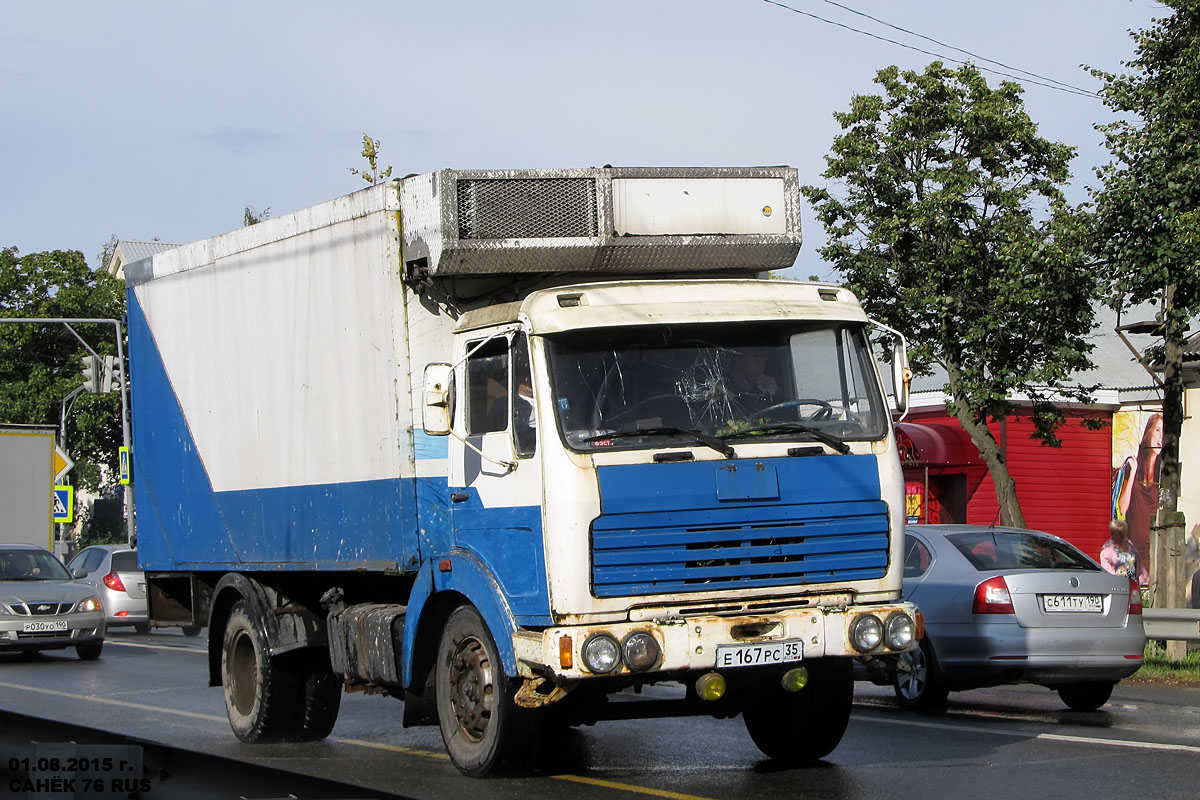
[1111,410,1161,587]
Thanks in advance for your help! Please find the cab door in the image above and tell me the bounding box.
[446,329,548,619]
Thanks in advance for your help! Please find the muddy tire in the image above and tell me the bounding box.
[1058,681,1114,711]
[76,642,103,661]
[297,657,342,740]
[894,638,949,711]
[221,601,303,742]
[742,657,854,763]
[435,605,526,776]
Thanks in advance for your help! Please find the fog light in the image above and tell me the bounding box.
[696,672,726,701]
[582,634,620,674]
[781,667,809,692]
[850,614,883,652]
[621,631,661,671]
[885,612,915,650]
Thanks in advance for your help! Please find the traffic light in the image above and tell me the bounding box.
[80,355,100,393]
[101,355,121,393]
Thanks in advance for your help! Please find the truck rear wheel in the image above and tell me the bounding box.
[221,601,302,742]
[296,656,342,740]
[435,605,525,776]
[742,657,853,763]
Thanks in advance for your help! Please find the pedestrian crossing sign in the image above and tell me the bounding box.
[53,486,74,524]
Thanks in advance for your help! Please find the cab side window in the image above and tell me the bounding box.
[512,334,536,458]
[466,338,509,435]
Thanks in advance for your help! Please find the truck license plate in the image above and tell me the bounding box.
[1041,594,1103,613]
[22,619,68,633]
[715,639,804,668]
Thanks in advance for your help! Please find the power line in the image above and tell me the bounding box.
[817,0,1093,94]
[760,0,1099,99]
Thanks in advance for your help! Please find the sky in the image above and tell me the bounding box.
[0,0,1166,282]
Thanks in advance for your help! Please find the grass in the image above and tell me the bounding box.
[1128,641,1200,684]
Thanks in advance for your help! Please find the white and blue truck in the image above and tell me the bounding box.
[126,166,919,775]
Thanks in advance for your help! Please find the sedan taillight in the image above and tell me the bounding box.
[972,575,1014,614]
[103,571,126,592]
[1128,578,1142,614]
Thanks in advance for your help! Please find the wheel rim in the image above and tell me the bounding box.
[447,634,495,742]
[229,630,258,715]
[896,646,928,701]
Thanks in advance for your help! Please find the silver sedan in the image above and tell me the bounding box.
[0,544,105,659]
[887,524,1145,711]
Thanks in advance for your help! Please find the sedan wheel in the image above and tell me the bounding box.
[894,639,948,711]
[1057,681,1114,711]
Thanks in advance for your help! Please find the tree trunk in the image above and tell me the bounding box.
[944,361,1026,528]
[1155,286,1187,660]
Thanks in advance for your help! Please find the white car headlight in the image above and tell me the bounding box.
[75,596,103,613]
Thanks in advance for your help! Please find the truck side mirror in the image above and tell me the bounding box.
[422,363,454,435]
[892,341,911,416]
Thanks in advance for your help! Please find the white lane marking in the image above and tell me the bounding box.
[860,712,1200,753]
[0,681,226,723]
[107,639,206,653]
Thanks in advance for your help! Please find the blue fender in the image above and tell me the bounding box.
[401,551,521,686]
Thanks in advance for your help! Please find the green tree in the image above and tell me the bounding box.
[803,62,1097,527]
[1089,1,1200,609]
[348,132,393,186]
[0,247,126,493]
[243,205,271,226]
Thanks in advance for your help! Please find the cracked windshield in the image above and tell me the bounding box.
[547,322,888,453]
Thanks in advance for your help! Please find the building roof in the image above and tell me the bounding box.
[107,240,179,280]
[908,304,1163,410]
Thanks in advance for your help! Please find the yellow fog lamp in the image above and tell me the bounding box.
[695,672,727,701]
[781,666,809,693]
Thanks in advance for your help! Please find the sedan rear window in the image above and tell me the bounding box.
[947,530,1099,572]
[111,551,140,571]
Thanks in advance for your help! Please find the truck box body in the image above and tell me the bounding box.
[0,426,56,549]
[126,167,918,775]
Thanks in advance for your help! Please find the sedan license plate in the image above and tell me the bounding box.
[716,639,803,668]
[22,619,68,633]
[1042,594,1103,613]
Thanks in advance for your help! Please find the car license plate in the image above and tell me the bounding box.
[1041,594,1103,613]
[715,639,804,668]
[22,619,68,633]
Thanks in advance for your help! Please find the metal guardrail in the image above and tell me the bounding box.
[1142,608,1200,643]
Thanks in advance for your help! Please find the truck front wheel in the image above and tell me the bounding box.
[742,657,853,763]
[435,604,526,776]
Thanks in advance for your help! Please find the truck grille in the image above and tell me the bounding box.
[591,500,889,598]
[457,178,598,239]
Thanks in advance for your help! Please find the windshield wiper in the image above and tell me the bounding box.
[720,423,850,454]
[583,427,737,459]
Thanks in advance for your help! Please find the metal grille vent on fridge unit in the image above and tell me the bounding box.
[456,178,599,240]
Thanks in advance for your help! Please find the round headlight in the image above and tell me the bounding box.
[885,612,915,650]
[582,634,620,674]
[621,631,661,671]
[850,614,883,652]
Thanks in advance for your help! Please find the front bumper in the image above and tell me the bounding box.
[514,601,918,679]
[0,611,106,652]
